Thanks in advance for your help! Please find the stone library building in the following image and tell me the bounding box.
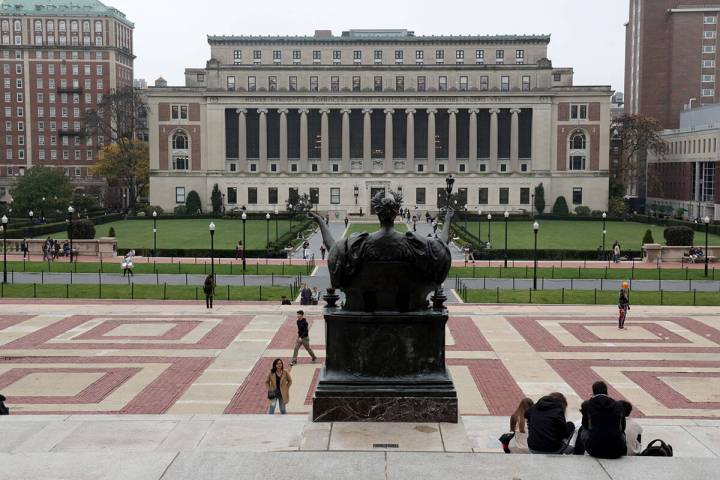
[147,29,612,215]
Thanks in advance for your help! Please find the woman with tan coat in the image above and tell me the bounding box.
[266,358,292,414]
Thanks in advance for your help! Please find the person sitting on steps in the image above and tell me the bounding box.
[573,381,627,459]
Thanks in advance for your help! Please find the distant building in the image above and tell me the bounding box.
[647,104,719,220]
[0,0,134,204]
[145,29,612,214]
[133,78,146,89]
[625,0,720,129]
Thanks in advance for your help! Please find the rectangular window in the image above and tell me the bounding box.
[480,76,489,91]
[268,187,278,204]
[333,50,341,60]
[439,76,447,91]
[289,76,297,91]
[227,76,235,91]
[704,15,717,24]
[272,50,281,61]
[292,50,301,60]
[331,76,340,92]
[459,76,468,91]
[478,188,488,205]
[522,75,531,91]
[435,49,444,60]
[353,50,362,61]
[330,187,340,205]
[227,187,237,204]
[570,104,588,120]
[248,187,258,204]
[416,187,426,205]
[233,50,242,64]
[703,74,716,82]
[395,49,404,60]
[415,50,424,60]
[572,187,583,205]
[268,76,277,91]
[703,59,716,68]
[309,187,319,205]
[374,50,382,63]
[312,50,321,61]
[352,76,361,92]
[396,76,404,92]
[702,88,715,97]
[496,49,504,59]
[704,45,716,54]
[374,76,383,92]
[455,49,464,60]
[499,188,509,205]
[501,76,510,91]
[520,188,530,205]
[417,76,426,92]
[476,49,485,62]
[705,30,717,39]
[515,49,525,63]
[247,76,256,92]
[310,76,318,92]
[253,50,261,60]
[175,187,185,204]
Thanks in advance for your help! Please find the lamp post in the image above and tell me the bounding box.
[531,193,535,220]
[41,196,45,222]
[274,208,279,242]
[477,209,482,245]
[503,211,509,267]
[152,210,158,257]
[2,215,7,284]
[67,206,75,262]
[209,222,216,278]
[241,212,247,271]
[602,212,607,259]
[265,212,271,250]
[704,216,711,277]
[28,210,33,261]
[288,204,293,235]
[487,213,492,246]
[533,222,539,290]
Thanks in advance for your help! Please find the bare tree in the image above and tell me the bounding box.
[612,114,667,198]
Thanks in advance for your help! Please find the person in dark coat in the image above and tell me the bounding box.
[203,274,215,309]
[525,392,575,454]
[574,381,627,458]
[300,284,312,305]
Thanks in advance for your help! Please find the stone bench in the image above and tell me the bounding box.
[642,244,720,263]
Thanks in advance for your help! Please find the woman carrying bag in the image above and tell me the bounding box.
[266,358,292,415]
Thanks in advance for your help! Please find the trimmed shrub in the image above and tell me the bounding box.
[146,205,164,217]
[574,206,591,216]
[534,183,546,214]
[185,190,202,214]
[68,219,96,240]
[642,229,654,245]
[211,184,222,214]
[108,226,116,237]
[609,197,626,216]
[552,196,569,215]
[663,226,694,246]
[173,205,188,215]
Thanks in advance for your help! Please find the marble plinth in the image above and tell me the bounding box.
[312,309,458,423]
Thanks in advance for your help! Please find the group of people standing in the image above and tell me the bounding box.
[41,237,70,261]
[503,381,642,458]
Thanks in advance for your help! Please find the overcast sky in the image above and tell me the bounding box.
[115,0,629,92]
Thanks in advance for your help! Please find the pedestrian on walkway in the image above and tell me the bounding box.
[612,241,621,263]
[21,238,28,259]
[300,284,312,305]
[432,219,438,234]
[618,282,630,329]
[203,274,215,309]
[319,244,326,260]
[291,310,317,365]
[311,286,320,305]
[412,215,417,232]
[121,252,134,277]
[344,216,349,228]
[266,358,292,415]
[235,240,243,260]
[42,238,49,261]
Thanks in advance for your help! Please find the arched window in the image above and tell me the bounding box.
[171,131,189,170]
[14,20,22,31]
[34,20,42,31]
[46,20,54,32]
[70,21,78,32]
[568,130,587,170]
[1,20,9,31]
[82,21,90,32]
[94,21,102,32]
[172,131,188,150]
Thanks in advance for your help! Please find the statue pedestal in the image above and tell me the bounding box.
[312,309,458,423]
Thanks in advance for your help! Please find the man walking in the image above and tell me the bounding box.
[291,310,317,365]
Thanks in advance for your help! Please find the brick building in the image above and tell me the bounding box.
[0,0,134,204]
[146,29,612,214]
[625,0,720,129]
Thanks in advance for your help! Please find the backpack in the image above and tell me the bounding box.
[639,439,673,457]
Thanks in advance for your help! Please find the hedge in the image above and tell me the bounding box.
[633,215,720,235]
[6,213,124,238]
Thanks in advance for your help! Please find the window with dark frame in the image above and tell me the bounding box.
[417,76,426,92]
[309,187,319,204]
[268,187,278,204]
[501,76,510,91]
[248,187,258,204]
[289,76,297,91]
[247,76,256,92]
[330,187,340,204]
[439,76,447,91]
[227,187,237,204]
[480,76,489,91]
[478,187,488,204]
[416,187,426,204]
[331,76,340,92]
[374,76,383,92]
[352,76,361,91]
[310,76,318,92]
[175,187,185,204]
[268,76,277,91]
[572,187,583,205]
[459,76,468,91]
[520,187,530,205]
[499,188,509,205]
[522,75,530,91]
[396,76,404,92]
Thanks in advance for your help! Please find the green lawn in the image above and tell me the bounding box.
[344,222,408,237]
[0,283,293,301]
[86,219,302,250]
[454,219,720,251]
[4,260,308,276]
[462,288,720,306]
[449,266,719,281]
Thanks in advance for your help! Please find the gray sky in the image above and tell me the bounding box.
[116,0,628,92]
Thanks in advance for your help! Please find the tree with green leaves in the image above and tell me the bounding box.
[211,184,223,214]
[552,196,569,216]
[612,114,666,197]
[10,166,73,216]
[92,139,149,214]
[534,183,546,215]
[186,190,202,214]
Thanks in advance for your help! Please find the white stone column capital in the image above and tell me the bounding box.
[257,108,269,115]
[340,108,352,115]
[384,108,395,115]
[427,108,438,115]
[236,108,247,115]
[468,108,480,115]
[448,108,459,115]
[510,108,522,115]
[362,107,373,115]
[489,108,501,115]
[298,108,310,115]
[319,108,331,115]
[277,108,289,115]
[405,108,416,115]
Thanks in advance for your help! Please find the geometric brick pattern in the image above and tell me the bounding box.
[1,302,719,418]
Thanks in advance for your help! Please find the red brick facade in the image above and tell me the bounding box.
[648,162,694,201]
[625,0,719,129]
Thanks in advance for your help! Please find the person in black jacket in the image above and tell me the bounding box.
[573,381,626,458]
[290,310,317,366]
[525,392,575,454]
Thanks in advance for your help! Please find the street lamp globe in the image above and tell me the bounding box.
[602,212,607,219]
[487,214,492,220]
[266,213,271,220]
[478,209,482,216]
[68,206,74,214]
[705,216,711,224]
[1,215,7,225]
[274,208,279,215]
[504,211,509,219]
[533,222,539,232]
[152,210,157,218]
[241,212,247,221]
[209,222,216,232]
[603,230,607,235]
[29,210,33,218]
